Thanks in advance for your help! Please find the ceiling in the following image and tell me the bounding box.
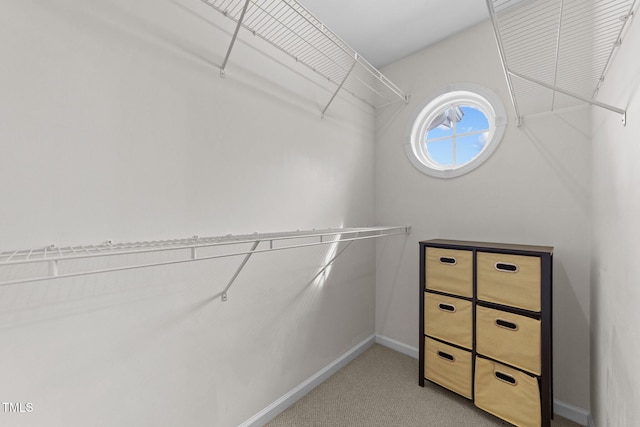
[295,0,490,68]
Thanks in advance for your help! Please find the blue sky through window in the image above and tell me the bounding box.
[425,105,489,167]
[456,134,486,164]
[457,106,489,133]
[427,124,453,140]
[426,139,453,166]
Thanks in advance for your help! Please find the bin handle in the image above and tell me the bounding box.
[494,262,519,273]
[495,370,517,386]
[438,303,456,313]
[439,256,457,265]
[437,351,455,362]
[495,318,519,331]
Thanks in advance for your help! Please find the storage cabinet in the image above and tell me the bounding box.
[419,239,553,427]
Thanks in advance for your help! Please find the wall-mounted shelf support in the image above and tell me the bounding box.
[221,239,259,301]
[486,0,636,126]
[201,0,408,114]
[219,0,251,78]
[48,259,59,277]
[191,236,199,259]
[508,70,627,125]
[0,227,410,293]
[322,59,357,118]
[486,0,522,127]
[308,240,353,285]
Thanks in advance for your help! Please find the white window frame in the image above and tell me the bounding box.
[404,83,507,178]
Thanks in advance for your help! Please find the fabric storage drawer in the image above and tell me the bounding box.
[424,337,472,399]
[477,252,541,311]
[475,357,541,427]
[424,293,472,350]
[476,305,541,375]
[425,247,473,297]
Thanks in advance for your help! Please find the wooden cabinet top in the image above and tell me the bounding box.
[420,239,553,255]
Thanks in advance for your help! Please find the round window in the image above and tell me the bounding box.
[405,84,507,178]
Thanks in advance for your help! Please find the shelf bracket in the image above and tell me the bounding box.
[221,240,260,301]
[48,260,59,278]
[219,0,251,78]
[322,58,357,118]
[508,70,627,125]
[308,240,353,284]
[191,235,199,259]
[486,0,523,127]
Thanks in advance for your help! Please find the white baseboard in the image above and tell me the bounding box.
[242,334,592,427]
[375,334,419,359]
[554,399,590,426]
[239,334,376,427]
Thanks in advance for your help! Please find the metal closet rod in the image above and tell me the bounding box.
[0,226,411,288]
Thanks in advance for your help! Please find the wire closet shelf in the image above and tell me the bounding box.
[487,0,637,125]
[0,226,410,291]
[201,0,409,114]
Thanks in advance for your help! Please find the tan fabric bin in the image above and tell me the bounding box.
[476,305,541,375]
[477,252,541,311]
[475,357,541,427]
[424,337,472,399]
[425,247,473,297]
[424,293,472,350]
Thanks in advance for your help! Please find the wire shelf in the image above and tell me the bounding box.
[201,0,408,111]
[487,0,636,122]
[0,226,410,287]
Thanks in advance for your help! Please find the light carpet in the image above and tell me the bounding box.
[267,344,581,427]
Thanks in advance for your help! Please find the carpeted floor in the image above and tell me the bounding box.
[267,344,581,427]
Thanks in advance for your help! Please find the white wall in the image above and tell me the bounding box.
[374,21,592,410]
[0,1,381,426]
[590,10,640,427]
